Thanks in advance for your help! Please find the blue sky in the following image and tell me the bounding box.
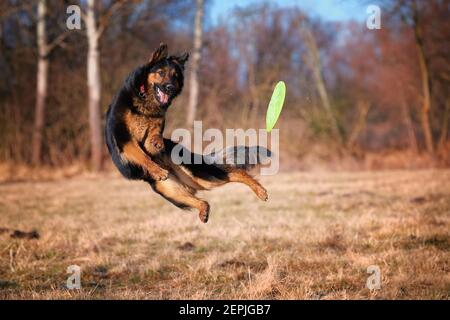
[210,0,369,24]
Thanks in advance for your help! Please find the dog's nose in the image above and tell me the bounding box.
[164,83,175,93]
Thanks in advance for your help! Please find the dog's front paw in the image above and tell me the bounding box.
[150,167,169,181]
[150,135,165,152]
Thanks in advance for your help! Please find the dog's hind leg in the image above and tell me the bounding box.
[228,170,268,201]
[150,177,210,223]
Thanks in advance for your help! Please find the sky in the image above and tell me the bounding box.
[210,0,369,24]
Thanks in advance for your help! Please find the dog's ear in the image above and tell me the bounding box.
[149,43,168,65]
[172,52,189,67]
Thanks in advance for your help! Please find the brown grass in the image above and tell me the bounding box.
[0,170,449,299]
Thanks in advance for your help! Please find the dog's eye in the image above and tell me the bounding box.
[158,70,165,77]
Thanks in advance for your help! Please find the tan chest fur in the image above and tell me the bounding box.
[124,110,164,145]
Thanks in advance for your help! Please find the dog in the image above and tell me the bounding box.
[105,43,271,223]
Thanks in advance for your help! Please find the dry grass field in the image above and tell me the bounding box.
[0,170,449,299]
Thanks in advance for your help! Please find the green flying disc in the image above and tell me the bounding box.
[265,81,286,132]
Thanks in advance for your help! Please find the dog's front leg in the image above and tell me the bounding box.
[122,141,168,181]
[143,120,165,155]
[144,134,165,155]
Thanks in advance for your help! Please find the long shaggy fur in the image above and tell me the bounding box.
[105,44,271,223]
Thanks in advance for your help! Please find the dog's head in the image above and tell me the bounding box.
[143,43,189,107]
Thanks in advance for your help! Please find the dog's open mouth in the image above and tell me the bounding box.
[155,86,169,105]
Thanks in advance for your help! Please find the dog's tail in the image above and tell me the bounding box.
[205,146,272,172]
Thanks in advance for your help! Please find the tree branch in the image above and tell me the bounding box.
[45,31,71,55]
[96,0,128,40]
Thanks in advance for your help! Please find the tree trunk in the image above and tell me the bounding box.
[300,24,342,144]
[400,97,419,153]
[412,4,434,154]
[438,98,449,151]
[32,0,48,165]
[347,100,370,149]
[186,0,203,126]
[85,0,103,171]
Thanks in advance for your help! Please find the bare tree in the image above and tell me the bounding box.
[400,96,419,153]
[186,0,204,126]
[85,0,103,171]
[411,2,434,154]
[32,0,69,165]
[389,0,434,153]
[347,100,370,150]
[31,0,68,165]
[83,0,126,171]
[32,0,48,166]
[299,21,343,144]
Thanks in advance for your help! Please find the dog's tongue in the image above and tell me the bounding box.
[158,89,168,104]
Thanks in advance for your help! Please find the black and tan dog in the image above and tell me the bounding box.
[105,43,270,223]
